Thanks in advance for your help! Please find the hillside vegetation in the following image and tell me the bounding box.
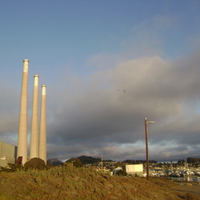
[0,166,200,200]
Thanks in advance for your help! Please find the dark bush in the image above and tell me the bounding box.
[116,169,127,176]
[65,158,83,167]
[24,158,47,170]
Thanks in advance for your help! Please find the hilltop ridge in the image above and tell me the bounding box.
[0,166,200,199]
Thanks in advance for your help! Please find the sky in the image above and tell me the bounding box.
[1,0,200,162]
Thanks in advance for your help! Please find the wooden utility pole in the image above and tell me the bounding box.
[144,118,149,180]
[144,117,155,180]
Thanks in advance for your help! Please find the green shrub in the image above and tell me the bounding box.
[24,158,47,170]
[116,169,127,176]
[65,158,83,167]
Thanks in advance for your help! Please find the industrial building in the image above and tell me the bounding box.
[0,140,17,167]
[123,164,143,176]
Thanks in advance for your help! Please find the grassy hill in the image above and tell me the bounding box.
[0,166,199,200]
[77,155,101,165]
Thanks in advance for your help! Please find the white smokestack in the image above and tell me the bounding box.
[39,85,47,163]
[17,59,29,164]
[30,75,39,159]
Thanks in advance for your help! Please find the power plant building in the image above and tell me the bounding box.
[0,141,17,167]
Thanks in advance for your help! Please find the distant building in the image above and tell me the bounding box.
[0,141,17,167]
[113,166,122,175]
[123,164,143,176]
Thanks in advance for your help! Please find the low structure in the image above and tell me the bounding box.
[123,164,143,176]
[0,141,17,167]
[113,167,122,175]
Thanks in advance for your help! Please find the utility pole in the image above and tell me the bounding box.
[144,117,155,180]
[101,154,103,169]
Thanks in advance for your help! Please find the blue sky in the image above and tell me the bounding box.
[1,0,200,162]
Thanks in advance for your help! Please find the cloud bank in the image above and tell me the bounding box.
[44,50,200,161]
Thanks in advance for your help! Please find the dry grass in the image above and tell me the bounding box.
[0,166,199,200]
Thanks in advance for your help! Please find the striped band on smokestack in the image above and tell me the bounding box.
[39,85,47,163]
[17,59,29,164]
[30,75,39,159]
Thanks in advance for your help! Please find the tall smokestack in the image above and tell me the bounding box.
[17,59,29,164]
[30,75,39,159]
[39,85,46,163]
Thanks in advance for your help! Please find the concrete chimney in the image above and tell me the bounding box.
[30,75,39,159]
[17,59,29,164]
[39,85,46,163]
